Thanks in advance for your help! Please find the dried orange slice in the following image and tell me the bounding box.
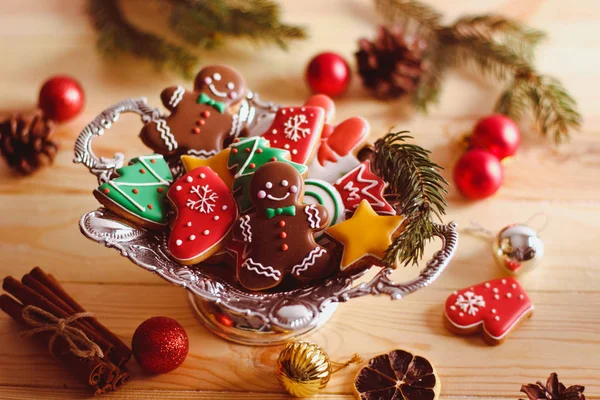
[353,349,440,400]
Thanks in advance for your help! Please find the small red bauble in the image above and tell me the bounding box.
[471,114,520,160]
[454,149,503,200]
[305,52,351,97]
[38,76,85,123]
[132,316,188,374]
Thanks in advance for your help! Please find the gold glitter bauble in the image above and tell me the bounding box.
[276,341,332,397]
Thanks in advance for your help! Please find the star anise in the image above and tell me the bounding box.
[521,373,585,400]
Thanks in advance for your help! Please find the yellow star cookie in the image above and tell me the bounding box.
[181,149,233,189]
[325,200,404,270]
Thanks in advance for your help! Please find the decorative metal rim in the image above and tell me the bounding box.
[74,97,458,332]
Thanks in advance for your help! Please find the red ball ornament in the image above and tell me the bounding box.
[38,76,85,123]
[471,114,520,160]
[132,316,188,374]
[454,149,503,200]
[305,52,351,97]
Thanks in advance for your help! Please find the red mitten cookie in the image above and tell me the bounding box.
[260,105,325,165]
[444,277,534,345]
[167,166,238,265]
[231,162,334,291]
[334,160,395,217]
[304,94,369,166]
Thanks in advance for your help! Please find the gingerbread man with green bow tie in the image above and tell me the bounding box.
[140,65,247,157]
[231,162,335,291]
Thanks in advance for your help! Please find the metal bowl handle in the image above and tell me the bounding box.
[333,222,458,304]
[73,98,161,184]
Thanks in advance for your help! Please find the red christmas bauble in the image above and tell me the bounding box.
[38,76,85,123]
[305,52,351,97]
[454,149,503,200]
[132,316,188,374]
[471,114,520,160]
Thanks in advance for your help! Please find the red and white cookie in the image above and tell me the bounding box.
[333,160,395,217]
[444,277,534,345]
[167,166,238,265]
[260,105,325,165]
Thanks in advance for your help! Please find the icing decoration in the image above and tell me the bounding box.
[231,162,333,291]
[304,94,369,166]
[197,93,226,113]
[167,166,238,265]
[260,105,325,164]
[94,154,172,229]
[140,65,246,156]
[444,278,534,343]
[227,136,308,213]
[181,148,234,189]
[324,200,404,271]
[304,204,321,229]
[303,179,344,237]
[334,160,395,216]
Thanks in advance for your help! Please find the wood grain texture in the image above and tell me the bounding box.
[0,0,598,399]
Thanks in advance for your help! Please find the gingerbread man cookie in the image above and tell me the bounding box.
[444,278,534,345]
[231,162,334,291]
[140,65,246,157]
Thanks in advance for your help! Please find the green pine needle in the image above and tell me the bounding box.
[87,0,306,76]
[375,0,443,33]
[439,27,529,82]
[372,0,581,142]
[88,0,197,77]
[451,14,546,61]
[372,132,448,267]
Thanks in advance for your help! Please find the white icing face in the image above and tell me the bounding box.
[257,179,298,202]
[204,73,237,99]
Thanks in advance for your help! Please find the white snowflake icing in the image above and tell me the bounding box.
[454,291,486,316]
[186,185,218,214]
[283,114,311,142]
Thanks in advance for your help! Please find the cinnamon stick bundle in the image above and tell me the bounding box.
[0,267,132,395]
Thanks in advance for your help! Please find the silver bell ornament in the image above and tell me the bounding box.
[492,224,544,275]
[466,214,546,276]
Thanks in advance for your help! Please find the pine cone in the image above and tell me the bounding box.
[521,373,585,400]
[0,109,58,175]
[355,26,428,99]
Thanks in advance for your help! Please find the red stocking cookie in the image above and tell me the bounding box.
[167,166,238,265]
[231,162,334,291]
[140,65,246,157]
[444,277,534,345]
[334,160,395,217]
[260,102,325,165]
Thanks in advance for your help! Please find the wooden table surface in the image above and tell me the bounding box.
[1,0,599,399]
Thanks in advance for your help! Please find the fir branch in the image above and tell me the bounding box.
[170,0,306,49]
[87,0,197,77]
[452,14,546,60]
[87,0,306,76]
[439,27,529,81]
[495,79,529,121]
[413,48,447,111]
[375,0,443,33]
[372,132,448,267]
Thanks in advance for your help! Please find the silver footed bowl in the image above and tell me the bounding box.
[74,96,458,346]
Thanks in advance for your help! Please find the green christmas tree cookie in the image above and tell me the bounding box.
[94,154,173,230]
[228,137,307,212]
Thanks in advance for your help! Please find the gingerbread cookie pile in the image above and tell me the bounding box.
[93,65,405,292]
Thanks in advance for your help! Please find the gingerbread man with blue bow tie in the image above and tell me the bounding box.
[140,65,246,157]
[232,162,335,291]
